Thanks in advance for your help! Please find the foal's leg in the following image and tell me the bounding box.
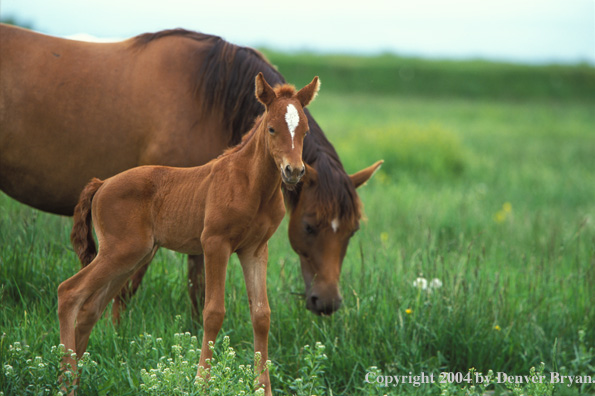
[187,254,206,320]
[58,244,154,372]
[197,238,231,374]
[75,272,135,354]
[78,247,159,353]
[238,244,272,395]
[111,261,151,324]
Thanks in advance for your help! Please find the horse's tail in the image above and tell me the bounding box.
[70,178,104,267]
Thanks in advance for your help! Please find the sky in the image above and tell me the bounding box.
[2,0,594,64]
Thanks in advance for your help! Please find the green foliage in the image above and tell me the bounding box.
[264,50,595,101]
[0,331,328,396]
[0,334,101,396]
[335,123,466,180]
[502,363,554,396]
[139,333,268,395]
[287,342,328,396]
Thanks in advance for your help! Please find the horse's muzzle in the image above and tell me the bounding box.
[306,292,343,316]
[281,163,305,188]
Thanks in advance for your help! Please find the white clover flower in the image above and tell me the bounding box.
[430,278,443,289]
[413,277,428,290]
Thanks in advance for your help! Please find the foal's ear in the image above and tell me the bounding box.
[350,160,384,188]
[296,76,320,108]
[255,72,276,107]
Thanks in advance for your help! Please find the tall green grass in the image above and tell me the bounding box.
[1,57,594,395]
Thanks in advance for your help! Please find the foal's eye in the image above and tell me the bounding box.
[268,126,275,134]
[304,223,316,235]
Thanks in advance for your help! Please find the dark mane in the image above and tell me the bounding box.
[133,28,361,226]
[193,35,286,146]
[132,28,285,146]
[285,111,362,228]
[221,116,262,157]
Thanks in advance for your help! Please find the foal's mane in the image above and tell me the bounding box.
[132,29,361,228]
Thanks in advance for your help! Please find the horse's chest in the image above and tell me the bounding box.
[229,200,285,250]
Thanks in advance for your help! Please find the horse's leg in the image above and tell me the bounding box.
[111,261,151,324]
[197,238,231,375]
[75,272,134,354]
[58,243,153,375]
[187,254,206,320]
[58,256,110,374]
[79,248,158,353]
[238,244,272,396]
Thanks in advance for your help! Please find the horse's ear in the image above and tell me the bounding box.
[296,76,320,108]
[255,72,276,107]
[350,160,384,188]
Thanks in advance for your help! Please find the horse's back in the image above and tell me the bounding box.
[92,164,212,255]
[0,25,229,214]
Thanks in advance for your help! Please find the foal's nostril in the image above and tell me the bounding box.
[299,167,305,177]
[284,165,292,176]
[309,295,319,308]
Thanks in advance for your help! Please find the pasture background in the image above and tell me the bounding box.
[1,52,594,395]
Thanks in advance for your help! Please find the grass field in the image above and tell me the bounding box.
[1,53,594,395]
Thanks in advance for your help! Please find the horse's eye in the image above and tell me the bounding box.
[268,126,275,134]
[305,129,310,136]
[304,223,316,235]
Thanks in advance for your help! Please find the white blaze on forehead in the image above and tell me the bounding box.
[285,104,299,149]
[331,218,340,233]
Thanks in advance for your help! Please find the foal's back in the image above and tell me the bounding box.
[91,164,212,257]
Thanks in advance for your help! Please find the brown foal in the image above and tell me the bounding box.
[58,73,319,394]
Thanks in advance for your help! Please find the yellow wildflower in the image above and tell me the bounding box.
[493,211,506,223]
[494,202,512,224]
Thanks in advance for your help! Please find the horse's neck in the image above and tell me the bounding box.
[303,112,343,170]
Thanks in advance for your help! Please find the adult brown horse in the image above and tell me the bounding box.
[61,73,318,395]
[0,24,382,317]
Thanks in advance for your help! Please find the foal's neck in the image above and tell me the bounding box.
[231,119,281,194]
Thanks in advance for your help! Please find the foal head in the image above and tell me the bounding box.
[254,73,319,189]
